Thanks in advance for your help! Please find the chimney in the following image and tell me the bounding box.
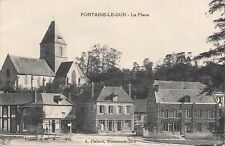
[91,82,94,99]
[154,85,159,92]
[128,83,131,97]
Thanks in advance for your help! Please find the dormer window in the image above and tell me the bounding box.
[178,95,190,102]
[112,96,118,101]
[54,95,63,104]
[214,92,225,107]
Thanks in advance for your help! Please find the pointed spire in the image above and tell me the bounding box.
[40,21,66,45]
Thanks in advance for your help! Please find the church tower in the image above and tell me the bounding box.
[40,21,67,73]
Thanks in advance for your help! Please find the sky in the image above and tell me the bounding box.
[0,0,215,69]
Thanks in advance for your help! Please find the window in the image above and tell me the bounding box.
[126,106,131,114]
[2,119,8,131]
[2,106,8,117]
[107,120,113,131]
[118,106,123,114]
[186,108,191,118]
[196,123,202,132]
[10,106,16,118]
[172,109,179,118]
[99,105,105,114]
[161,109,169,118]
[163,122,180,132]
[60,46,63,56]
[53,96,62,104]
[62,112,65,115]
[208,122,215,132]
[208,110,215,119]
[185,123,191,133]
[71,71,76,84]
[117,120,122,131]
[196,110,202,118]
[108,106,113,114]
[178,95,191,102]
[163,123,169,131]
[98,120,105,130]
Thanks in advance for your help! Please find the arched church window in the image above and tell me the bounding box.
[60,46,63,56]
[71,70,76,84]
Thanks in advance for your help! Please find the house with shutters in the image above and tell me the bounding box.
[0,21,88,91]
[147,80,219,136]
[76,84,134,134]
[0,92,75,134]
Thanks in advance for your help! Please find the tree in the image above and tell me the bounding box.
[76,44,122,76]
[195,0,225,62]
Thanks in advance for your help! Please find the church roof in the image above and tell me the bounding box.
[56,61,73,76]
[9,55,55,76]
[56,61,88,79]
[40,21,66,45]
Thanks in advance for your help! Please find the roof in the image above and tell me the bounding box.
[97,86,133,102]
[9,55,55,76]
[76,86,133,103]
[154,80,206,90]
[56,61,88,79]
[0,92,72,106]
[56,61,73,76]
[40,21,66,45]
[154,80,216,103]
[0,93,34,105]
[135,98,148,113]
[32,93,72,106]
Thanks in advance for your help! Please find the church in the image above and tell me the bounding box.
[0,21,89,90]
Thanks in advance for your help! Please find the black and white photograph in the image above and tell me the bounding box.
[0,0,225,145]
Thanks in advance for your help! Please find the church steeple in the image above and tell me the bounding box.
[40,21,67,73]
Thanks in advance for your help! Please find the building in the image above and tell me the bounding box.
[76,84,134,134]
[0,21,89,91]
[0,92,75,134]
[147,80,219,136]
[134,98,148,135]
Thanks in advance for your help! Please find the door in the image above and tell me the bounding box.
[52,120,55,133]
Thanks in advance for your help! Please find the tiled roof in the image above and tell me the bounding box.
[55,61,89,81]
[0,92,72,106]
[76,86,133,103]
[33,93,72,106]
[96,86,133,102]
[134,98,148,113]
[154,80,216,103]
[40,21,66,45]
[9,55,55,76]
[56,61,73,76]
[154,80,206,89]
[0,93,34,105]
